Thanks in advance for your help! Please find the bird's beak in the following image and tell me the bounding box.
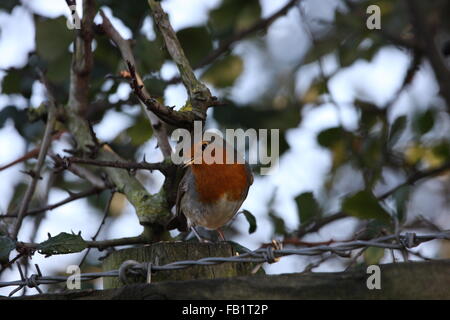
[183,157,195,167]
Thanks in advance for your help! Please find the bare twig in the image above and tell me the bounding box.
[293,161,450,239]
[0,131,65,172]
[50,152,107,188]
[99,10,173,157]
[2,187,106,219]
[126,62,201,128]
[63,156,170,175]
[66,10,172,232]
[12,105,57,239]
[86,235,148,250]
[167,0,301,83]
[407,0,450,111]
[148,0,215,120]
[295,212,348,238]
[18,233,148,252]
[298,5,343,124]
[378,161,450,200]
[79,191,115,267]
[148,0,209,100]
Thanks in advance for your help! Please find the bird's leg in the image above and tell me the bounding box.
[216,228,226,241]
[191,226,210,243]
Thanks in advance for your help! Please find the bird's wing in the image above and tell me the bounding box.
[166,167,190,232]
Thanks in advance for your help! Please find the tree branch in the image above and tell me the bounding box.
[19,234,147,252]
[63,156,170,175]
[67,0,95,116]
[166,0,302,85]
[66,5,172,237]
[79,191,115,266]
[295,212,348,238]
[85,235,148,250]
[99,10,173,157]
[378,161,450,200]
[196,0,300,70]
[147,0,214,119]
[50,152,107,189]
[126,62,200,128]
[293,161,450,238]
[1,187,107,219]
[11,102,57,240]
[407,0,450,111]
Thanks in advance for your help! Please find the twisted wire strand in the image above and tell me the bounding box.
[1,230,449,296]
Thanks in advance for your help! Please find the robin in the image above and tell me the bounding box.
[167,137,253,241]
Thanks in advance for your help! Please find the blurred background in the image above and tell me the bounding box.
[1,0,450,295]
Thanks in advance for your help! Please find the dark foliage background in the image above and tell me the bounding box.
[0,0,449,294]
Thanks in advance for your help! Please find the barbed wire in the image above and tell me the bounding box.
[1,230,449,297]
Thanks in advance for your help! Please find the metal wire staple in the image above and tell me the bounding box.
[0,230,449,297]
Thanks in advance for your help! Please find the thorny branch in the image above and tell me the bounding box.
[11,97,57,240]
[78,191,115,267]
[65,4,172,233]
[61,156,170,175]
[1,187,107,219]
[126,62,201,128]
[18,234,147,252]
[99,10,173,157]
[148,0,217,121]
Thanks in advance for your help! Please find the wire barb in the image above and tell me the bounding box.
[1,231,449,296]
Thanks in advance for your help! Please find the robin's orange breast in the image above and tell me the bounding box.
[191,162,250,204]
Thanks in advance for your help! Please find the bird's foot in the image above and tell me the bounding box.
[216,228,226,242]
[191,226,211,243]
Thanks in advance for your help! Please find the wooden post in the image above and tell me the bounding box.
[102,241,260,289]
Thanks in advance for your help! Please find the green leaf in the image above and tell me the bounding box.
[338,34,365,67]
[0,0,17,12]
[142,77,167,98]
[241,209,257,234]
[201,55,243,88]
[126,116,153,146]
[0,106,28,131]
[97,1,149,34]
[364,247,385,265]
[413,109,435,135]
[268,211,287,236]
[209,0,261,39]
[1,67,35,98]
[342,190,391,224]
[389,115,407,145]
[303,38,339,64]
[35,16,73,62]
[135,35,166,72]
[392,186,411,223]
[38,232,87,256]
[177,27,213,66]
[295,192,321,224]
[0,236,16,264]
[317,127,346,148]
[432,141,450,160]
